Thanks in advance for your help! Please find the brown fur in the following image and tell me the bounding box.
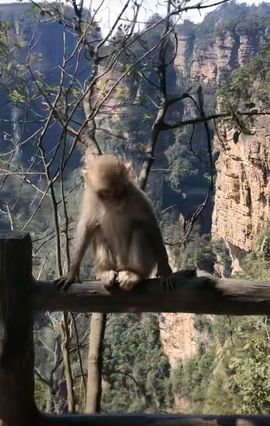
[57,154,172,291]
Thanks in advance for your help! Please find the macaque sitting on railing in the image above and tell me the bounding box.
[56,154,172,291]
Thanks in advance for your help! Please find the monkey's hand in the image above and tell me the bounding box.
[54,272,81,291]
[98,270,118,290]
[157,263,174,291]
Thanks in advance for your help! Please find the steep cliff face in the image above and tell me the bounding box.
[162,3,270,367]
[175,2,270,84]
[212,117,270,271]
[160,313,197,368]
[159,246,198,373]
[175,29,268,84]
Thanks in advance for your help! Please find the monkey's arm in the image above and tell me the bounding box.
[56,220,96,291]
[144,215,173,289]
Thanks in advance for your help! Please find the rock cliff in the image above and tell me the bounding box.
[175,4,270,84]
[212,117,270,271]
[193,32,267,84]
[160,313,197,368]
[175,29,268,84]
[162,3,270,368]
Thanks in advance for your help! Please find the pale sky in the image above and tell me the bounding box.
[87,0,267,29]
[0,0,267,28]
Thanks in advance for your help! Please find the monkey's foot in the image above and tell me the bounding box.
[99,270,118,289]
[117,270,141,291]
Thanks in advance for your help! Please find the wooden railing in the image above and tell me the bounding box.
[1,232,270,425]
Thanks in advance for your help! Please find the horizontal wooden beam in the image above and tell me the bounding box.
[38,413,270,426]
[33,270,270,315]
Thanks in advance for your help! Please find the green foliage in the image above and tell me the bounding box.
[102,314,173,412]
[35,377,52,412]
[161,209,216,272]
[184,3,270,53]
[196,237,217,272]
[173,314,270,415]
[133,95,146,106]
[237,224,270,280]
[212,239,232,271]
[172,228,270,415]
[204,316,270,414]
[228,337,270,414]
[173,340,216,412]
[240,251,270,280]
[143,112,153,123]
[9,88,26,104]
[0,38,9,56]
[216,13,270,37]
[219,43,270,111]
[174,227,270,414]
[173,315,216,412]
[123,63,133,77]
[165,142,196,191]
[201,227,270,413]
[164,126,208,192]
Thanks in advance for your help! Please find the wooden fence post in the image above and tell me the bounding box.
[0,232,38,426]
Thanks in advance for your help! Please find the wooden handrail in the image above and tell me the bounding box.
[33,270,270,315]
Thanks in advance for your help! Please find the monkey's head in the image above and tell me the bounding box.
[84,154,132,206]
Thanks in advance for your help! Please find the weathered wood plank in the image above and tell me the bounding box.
[38,413,270,425]
[0,232,38,426]
[33,270,270,315]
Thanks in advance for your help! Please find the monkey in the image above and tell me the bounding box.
[56,154,173,291]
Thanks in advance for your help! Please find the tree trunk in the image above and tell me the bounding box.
[85,313,106,413]
[61,313,75,413]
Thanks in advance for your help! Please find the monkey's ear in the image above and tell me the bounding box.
[124,161,133,175]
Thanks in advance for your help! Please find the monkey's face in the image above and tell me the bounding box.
[85,155,131,208]
[97,186,127,206]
